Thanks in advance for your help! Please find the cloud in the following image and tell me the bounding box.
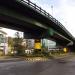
[30,0,52,14]
[30,0,75,37]
[56,0,75,37]
[0,28,23,37]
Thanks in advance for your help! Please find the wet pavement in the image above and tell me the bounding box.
[0,55,75,75]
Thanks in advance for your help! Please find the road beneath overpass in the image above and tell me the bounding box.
[0,54,75,75]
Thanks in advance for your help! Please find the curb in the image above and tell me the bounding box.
[0,58,24,63]
[24,57,49,62]
[0,57,49,63]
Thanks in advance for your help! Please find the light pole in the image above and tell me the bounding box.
[51,5,53,16]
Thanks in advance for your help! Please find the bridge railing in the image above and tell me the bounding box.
[21,0,53,19]
[19,0,73,38]
[19,0,64,27]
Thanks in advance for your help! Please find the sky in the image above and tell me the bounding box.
[30,0,75,37]
[0,27,23,37]
[1,0,75,37]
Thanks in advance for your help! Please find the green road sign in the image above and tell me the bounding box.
[47,28,54,36]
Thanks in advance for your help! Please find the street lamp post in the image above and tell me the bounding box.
[51,5,53,16]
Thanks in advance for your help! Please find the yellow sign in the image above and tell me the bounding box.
[34,43,41,49]
[64,48,67,53]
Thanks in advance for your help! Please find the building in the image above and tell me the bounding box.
[0,30,8,55]
[26,39,34,49]
[42,39,56,49]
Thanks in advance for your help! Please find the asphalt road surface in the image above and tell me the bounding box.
[0,56,75,75]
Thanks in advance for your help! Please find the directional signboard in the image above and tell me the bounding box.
[34,39,41,49]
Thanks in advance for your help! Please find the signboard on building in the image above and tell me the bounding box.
[34,39,41,49]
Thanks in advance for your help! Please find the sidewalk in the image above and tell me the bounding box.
[0,56,24,62]
[0,53,74,63]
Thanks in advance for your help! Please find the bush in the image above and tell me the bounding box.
[14,44,26,56]
[32,49,50,57]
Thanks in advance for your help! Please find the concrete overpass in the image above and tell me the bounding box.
[0,0,75,50]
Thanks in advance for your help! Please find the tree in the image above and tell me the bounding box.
[8,37,14,53]
[8,37,14,47]
[13,32,25,56]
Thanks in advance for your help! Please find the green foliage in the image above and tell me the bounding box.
[13,38,23,45]
[32,49,50,57]
[8,37,14,47]
[13,32,25,56]
[14,44,25,56]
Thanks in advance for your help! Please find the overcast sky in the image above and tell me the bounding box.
[30,0,75,37]
[0,28,23,37]
[1,0,75,37]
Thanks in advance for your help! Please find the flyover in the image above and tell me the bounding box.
[0,0,75,50]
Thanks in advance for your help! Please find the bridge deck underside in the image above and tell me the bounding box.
[0,0,74,46]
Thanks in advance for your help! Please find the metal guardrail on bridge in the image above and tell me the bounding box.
[18,0,65,29]
[18,0,74,39]
[22,0,53,19]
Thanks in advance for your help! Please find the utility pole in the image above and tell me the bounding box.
[51,5,53,16]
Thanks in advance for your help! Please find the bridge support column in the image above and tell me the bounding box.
[68,44,75,52]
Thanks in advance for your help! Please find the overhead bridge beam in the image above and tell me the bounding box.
[0,7,48,29]
[0,0,75,47]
